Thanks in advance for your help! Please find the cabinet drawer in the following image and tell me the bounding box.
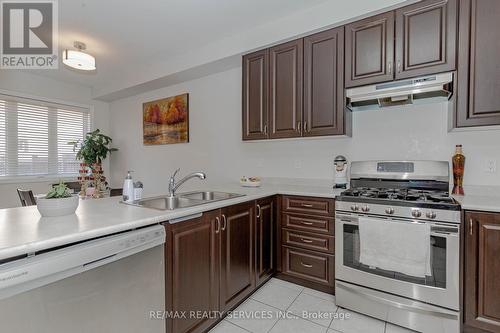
[282,246,334,286]
[282,195,334,216]
[282,228,334,253]
[282,213,334,235]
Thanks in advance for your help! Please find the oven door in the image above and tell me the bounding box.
[335,212,459,310]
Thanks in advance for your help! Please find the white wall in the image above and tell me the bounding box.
[109,68,500,196]
[0,71,111,208]
[94,0,415,99]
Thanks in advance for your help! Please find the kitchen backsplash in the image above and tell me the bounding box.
[109,67,500,196]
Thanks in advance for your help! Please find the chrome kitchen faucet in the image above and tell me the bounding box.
[168,168,206,197]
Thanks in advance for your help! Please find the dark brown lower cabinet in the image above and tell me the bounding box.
[282,246,334,287]
[220,202,256,311]
[256,197,275,286]
[164,210,220,333]
[164,200,261,333]
[277,195,335,293]
[464,211,500,333]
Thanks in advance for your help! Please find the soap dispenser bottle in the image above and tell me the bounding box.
[123,171,134,202]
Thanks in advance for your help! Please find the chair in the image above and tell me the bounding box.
[17,189,36,207]
[110,188,123,197]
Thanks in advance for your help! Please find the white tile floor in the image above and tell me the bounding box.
[209,278,416,333]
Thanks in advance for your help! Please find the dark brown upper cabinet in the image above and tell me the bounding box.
[395,0,457,79]
[345,12,395,88]
[304,27,346,136]
[345,0,457,88]
[455,0,500,127]
[242,34,349,140]
[242,49,269,140]
[464,211,500,333]
[269,39,303,138]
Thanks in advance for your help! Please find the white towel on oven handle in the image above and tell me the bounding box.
[358,217,432,278]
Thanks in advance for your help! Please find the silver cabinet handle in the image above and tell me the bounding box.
[397,60,402,73]
[215,217,220,234]
[263,124,268,135]
[304,121,308,133]
[256,204,261,219]
[297,121,302,133]
[301,203,313,208]
[222,214,227,231]
[300,221,313,226]
[388,61,392,75]
[469,218,473,236]
[301,238,313,243]
[300,262,313,268]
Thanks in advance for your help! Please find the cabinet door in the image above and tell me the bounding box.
[256,197,275,286]
[269,39,303,138]
[165,210,220,333]
[456,0,500,127]
[345,12,395,87]
[395,0,457,79]
[220,202,255,311]
[304,27,346,136]
[464,211,500,332]
[242,50,269,140]
[282,246,335,287]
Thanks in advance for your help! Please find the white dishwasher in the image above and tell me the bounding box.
[0,225,166,333]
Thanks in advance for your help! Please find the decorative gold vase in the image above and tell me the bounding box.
[78,163,89,197]
[91,163,105,198]
[452,145,465,195]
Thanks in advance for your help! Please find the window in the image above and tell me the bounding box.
[0,93,91,180]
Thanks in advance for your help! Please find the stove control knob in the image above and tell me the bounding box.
[426,211,437,219]
[361,205,370,212]
[412,209,422,218]
[350,205,359,212]
[385,207,395,215]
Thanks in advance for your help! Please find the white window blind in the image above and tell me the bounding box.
[0,93,91,180]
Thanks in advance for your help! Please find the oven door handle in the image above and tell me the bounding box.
[336,282,458,320]
[337,216,425,225]
[335,216,459,236]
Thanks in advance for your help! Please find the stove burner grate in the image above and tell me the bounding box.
[340,187,454,204]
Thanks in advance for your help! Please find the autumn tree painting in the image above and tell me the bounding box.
[143,93,189,145]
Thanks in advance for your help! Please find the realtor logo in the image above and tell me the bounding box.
[1,0,58,69]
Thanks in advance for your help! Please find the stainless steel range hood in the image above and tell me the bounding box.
[346,72,453,111]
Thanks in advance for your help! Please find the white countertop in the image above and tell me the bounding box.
[2,181,499,262]
[452,185,500,213]
[0,182,342,261]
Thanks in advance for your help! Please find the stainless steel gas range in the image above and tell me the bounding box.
[335,161,461,333]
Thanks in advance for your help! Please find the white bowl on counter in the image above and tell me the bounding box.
[240,177,261,187]
[36,195,80,217]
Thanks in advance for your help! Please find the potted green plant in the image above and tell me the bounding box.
[69,129,118,196]
[37,182,79,217]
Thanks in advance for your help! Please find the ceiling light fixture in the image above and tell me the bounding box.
[62,41,96,71]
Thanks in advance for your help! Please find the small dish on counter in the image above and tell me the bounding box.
[240,176,261,187]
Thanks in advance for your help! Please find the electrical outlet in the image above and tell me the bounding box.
[294,159,302,169]
[485,159,497,173]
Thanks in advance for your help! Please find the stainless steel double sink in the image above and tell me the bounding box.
[122,191,245,210]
